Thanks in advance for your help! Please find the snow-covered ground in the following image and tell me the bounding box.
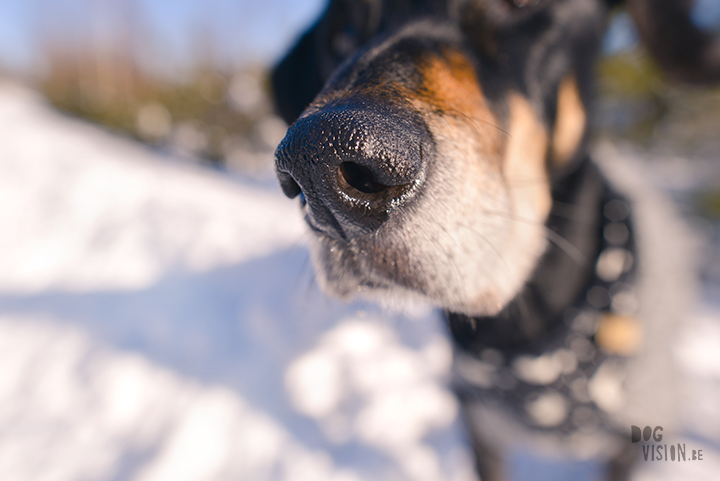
[0,81,718,481]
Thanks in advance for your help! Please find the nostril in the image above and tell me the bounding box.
[277,171,301,199]
[339,162,389,194]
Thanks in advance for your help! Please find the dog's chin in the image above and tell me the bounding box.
[307,232,521,318]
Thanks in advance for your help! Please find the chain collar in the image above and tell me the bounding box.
[448,157,640,434]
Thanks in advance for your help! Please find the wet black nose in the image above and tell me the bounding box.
[275,100,431,237]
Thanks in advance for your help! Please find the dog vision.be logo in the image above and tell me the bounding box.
[631,426,704,462]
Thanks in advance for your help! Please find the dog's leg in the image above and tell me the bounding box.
[606,444,639,481]
[469,435,504,481]
[460,404,505,481]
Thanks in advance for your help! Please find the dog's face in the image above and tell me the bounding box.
[273,0,607,316]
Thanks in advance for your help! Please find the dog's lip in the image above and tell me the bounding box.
[304,214,332,236]
[303,210,348,241]
[313,230,402,287]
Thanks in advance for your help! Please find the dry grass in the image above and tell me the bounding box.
[596,50,720,157]
[38,40,281,172]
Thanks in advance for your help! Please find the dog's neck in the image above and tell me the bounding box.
[447,156,635,354]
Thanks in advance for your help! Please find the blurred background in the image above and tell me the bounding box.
[0,0,330,172]
[0,0,719,168]
[0,1,716,162]
[0,1,719,480]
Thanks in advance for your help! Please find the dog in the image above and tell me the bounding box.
[270,1,717,479]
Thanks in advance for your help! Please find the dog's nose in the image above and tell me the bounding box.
[275,100,430,236]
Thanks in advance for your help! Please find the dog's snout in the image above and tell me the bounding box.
[275,101,430,235]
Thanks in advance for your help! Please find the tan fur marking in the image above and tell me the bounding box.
[551,75,586,168]
[412,50,503,148]
[505,94,553,223]
[418,51,487,114]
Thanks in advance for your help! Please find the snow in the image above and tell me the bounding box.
[0,82,474,481]
[0,80,717,481]
[0,84,304,293]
